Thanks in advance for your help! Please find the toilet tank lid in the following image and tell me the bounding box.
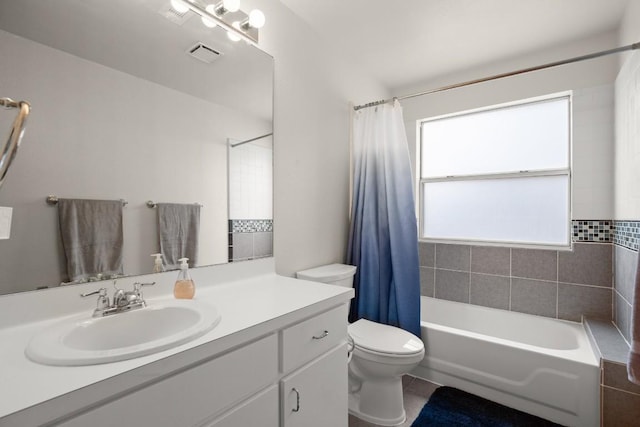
[296,263,357,283]
[348,319,424,355]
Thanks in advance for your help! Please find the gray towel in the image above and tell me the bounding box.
[629,253,640,384]
[157,203,200,269]
[57,198,124,282]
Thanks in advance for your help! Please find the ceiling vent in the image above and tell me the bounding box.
[158,3,191,25]
[187,43,222,64]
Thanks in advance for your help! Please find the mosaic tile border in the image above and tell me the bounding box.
[613,220,640,251]
[572,220,613,243]
[229,219,273,233]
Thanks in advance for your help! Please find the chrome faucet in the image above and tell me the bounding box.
[81,281,155,317]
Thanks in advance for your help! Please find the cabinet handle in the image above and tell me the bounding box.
[292,387,300,412]
[312,330,329,340]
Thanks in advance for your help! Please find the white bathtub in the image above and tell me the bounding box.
[411,297,599,427]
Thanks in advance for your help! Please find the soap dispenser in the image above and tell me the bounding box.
[151,253,165,273]
[174,257,195,299]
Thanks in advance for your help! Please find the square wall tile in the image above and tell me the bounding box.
[511,278,557,318]
[603,361,640,395]
[511,248,557,281]
[435,244,470,271]
[471,246,510,276]
[419,242,435,267]
[470,273,510,310]
[615,292,632,343]
[602,386,640,427]
[435,269,469,303]
[557,283,612,322]
[558,243,612,287]
[253,232,273,257]
[230,232,253,261]
[614,245,637,302]
[419,267,435,297]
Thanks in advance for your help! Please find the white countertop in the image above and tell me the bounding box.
[0,259,354,425]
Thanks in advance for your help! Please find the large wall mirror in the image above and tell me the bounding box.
[0,0,274,295]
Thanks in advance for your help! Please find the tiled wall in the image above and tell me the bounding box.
[601,361,640,426]
[418,240,613,322]
[228,219,273,262]
[613,220,640,343]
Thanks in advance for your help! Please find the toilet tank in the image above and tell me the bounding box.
[296,263,357,288]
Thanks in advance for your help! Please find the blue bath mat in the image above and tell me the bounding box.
[411,386,564,427]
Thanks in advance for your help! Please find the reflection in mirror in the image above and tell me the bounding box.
[0,0,273,295]
[228,134,273,262]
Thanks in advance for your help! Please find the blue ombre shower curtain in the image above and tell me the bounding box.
[347,100,421,337]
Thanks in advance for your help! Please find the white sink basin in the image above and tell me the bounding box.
[25,299,221,366]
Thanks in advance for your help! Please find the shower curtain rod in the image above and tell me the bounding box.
[353,41,640,111]
[230,132,273,147]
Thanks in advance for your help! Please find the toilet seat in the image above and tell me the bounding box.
[348,319,424,357]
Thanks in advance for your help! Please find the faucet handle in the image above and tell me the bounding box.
[81,287,109,311]
[133,281,155,299]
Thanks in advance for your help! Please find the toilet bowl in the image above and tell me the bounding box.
[296,264,425,426]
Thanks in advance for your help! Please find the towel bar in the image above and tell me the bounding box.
[146,201,203,208]
[46,196,128,206]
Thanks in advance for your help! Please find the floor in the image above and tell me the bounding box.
[348,375,439,427]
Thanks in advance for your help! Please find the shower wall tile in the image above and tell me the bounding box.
[558,243,612,287]
[602,386,640,427]
[419,267,435,297]
[572,220,613,242]
[435,244,470,271]
[229,233,253,261]
[613,220,640,251]
[470,246,510,276]
[434,270,469,303]
[557,283,612,322]
[511,248,557,281]
[253,232,273,258]
[418,242,435,268]
[614,245,637,302]
[602,361,640,395]
[469,273,509,310]
[614,292,632,343]
[510,278,557,318]
[423,236,615,322]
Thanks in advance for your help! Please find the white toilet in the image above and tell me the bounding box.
[297,263,425,426]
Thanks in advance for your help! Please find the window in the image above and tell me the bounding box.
[418,93,571,248]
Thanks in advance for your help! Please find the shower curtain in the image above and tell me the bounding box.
[347,100,421,337]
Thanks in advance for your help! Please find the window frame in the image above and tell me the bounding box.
[417,91,573,250]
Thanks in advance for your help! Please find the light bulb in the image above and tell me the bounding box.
[248,9,265,28]
[227,21,242,41]
[170,0,189,14]
[201,4,217,28]
[222,0,240,12]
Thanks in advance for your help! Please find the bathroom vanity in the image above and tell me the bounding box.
[0,259,353,427]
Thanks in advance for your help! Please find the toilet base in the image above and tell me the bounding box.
[348,376,406,426]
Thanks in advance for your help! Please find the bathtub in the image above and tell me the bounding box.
[411,297,599,427]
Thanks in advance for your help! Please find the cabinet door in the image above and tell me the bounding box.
[281,344,348,427]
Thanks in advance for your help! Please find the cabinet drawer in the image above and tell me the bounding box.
[58,334,278,427]
[281,304,348,373]
[201,385,278,427]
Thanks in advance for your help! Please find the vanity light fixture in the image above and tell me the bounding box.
[170,0,265,45]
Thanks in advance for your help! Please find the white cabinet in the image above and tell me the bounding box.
[55,303,349,427]
[58,334,279,427]
[281,344,348,427]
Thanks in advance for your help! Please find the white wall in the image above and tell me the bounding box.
[398,31,619,220]
[0,30,268,292]
[253,0,389,276]
[614,1,640,220]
